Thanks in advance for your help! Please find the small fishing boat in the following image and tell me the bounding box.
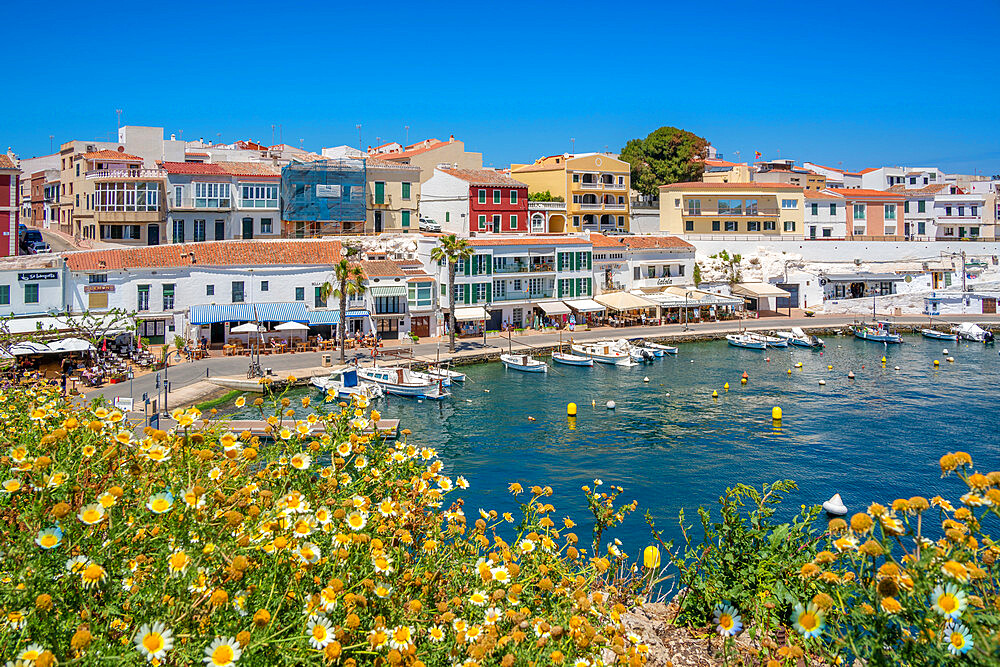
[747,332,788,348]
[500,353,548,373]
[310,368,384,401]
[854,322,902,344]
[726,334,766,350]
[357,366,449,399]
[643,341,679,354]
[422,364,466,383]
[629,347,655,362]
[921,328,958,341]
[551,351,593,367]
[408,369,451,387]
[571,342,631,365]
[633,342,664,357]
[952,322,993,343]
[776,327,824,348]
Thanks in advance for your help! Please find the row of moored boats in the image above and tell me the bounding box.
[726,328,824,350]
[500,338,677,372]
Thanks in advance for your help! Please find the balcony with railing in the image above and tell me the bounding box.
[86,168,167,180]
[493,257,556,274]
[683,207,781,217]
[168,195,233,211]
[603,202,627,211]
[492,289,554,302]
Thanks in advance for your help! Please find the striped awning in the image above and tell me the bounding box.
[368,285,407,297]
[189,304,254,325]
[564,298,605,313]
[307,309,370,325]
[253,302,309,323]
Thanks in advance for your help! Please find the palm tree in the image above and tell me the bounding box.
[430,234,474,353]
[320,244,365,363]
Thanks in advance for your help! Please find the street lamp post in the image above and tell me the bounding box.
[483,303,492,348]
[684,291,695,331]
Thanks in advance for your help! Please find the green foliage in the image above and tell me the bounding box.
[620,126,709,197]
[692,262,702,287]
[528,191,564,202]
[430,236,475,353]
[710,250,743,285]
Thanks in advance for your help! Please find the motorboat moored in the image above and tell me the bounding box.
[551,351,594,366]
[310,368,384,401]
[643,341,679,354]
[500,353,548,373]
[921,328,958,341]
[726,334,766,350]
[952,322,993,343]
[423,364,466,383]
[775,327,824,348]
[570,342,631,365]
[853,322,903,344]
[357,366,449,399]
[747,332,789,348]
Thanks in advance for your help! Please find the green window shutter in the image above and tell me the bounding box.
[401,182,411,199]
[557,253,564,271]
[374,181,385,205]
[557,280,564,298]
[486,256,493,275]
[586,278,592,296]
[463,283,470,304]
[464,258,471,276]
[485,283,492,303]
[401,210,410,227]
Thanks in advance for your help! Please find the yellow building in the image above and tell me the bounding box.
[511,153,630,233]
[659,182,805,236]
[701,158,752,184]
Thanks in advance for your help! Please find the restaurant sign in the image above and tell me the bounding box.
[18,271,58,282]
[84,284,116,293]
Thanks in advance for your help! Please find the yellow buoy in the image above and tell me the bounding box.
[712,390,718,398]
[787,369,792,375]
[881,356,887,364]
[772,406,783,420]
[723,382,730,391]
[567,402,577,416]
[643,545,661,569]
[827,364,833,370]
[933,360,940,366]
[741,377,747,385]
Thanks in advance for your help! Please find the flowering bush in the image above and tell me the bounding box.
[0,381,649,666]
[658,459,1000,664]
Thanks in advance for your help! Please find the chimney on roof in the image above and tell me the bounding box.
[170,133,176,141]
[453,162,458,169]
[449,135,454,143]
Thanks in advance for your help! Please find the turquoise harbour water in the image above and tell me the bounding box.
[232,335,999,556]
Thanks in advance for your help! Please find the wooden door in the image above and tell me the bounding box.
[411,316,429,338]
[983,298,997,314]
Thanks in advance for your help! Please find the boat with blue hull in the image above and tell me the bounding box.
[854,322,903,344]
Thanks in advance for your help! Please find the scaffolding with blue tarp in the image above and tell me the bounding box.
[280,158,367,236]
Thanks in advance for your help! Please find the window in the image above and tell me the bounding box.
[724,221,738,232]
[162,284,175,311]
[408,282,433,308]
[315,286,325,308]
[810,203,818,215]
[513,279,521,291]
[558,278,573,297]
[93,181,160,211]
[781,199,797,209]
[945,206,952,217]
[478,190,486,204]
[25,283,40,303]
[958,206,965,217]
[260,281,269,292]
[718,199,742,215]
[822,228,832,237]
[402,210,410,227]
[712,221,721,231]
[295,287,305,301]
[75,163,79,176]
[884,204,896,220]
[685,220,694,232]
[510,215,517,230]
[193,219,206,242]
[917,221,926,235]
[239,183,278,208]
[261,218,272,234]
[491,214,501,231]
[783,221,796,232]
[492,280,506,299]
[172,220,185,243]
[475,284,487,302]
[943,227,954,236]
[853,204,866,220]
[445,212,450,223]
[763,220,776,231]
[206,284,215,296]
[617,216,625,228]
[509,190,517,204]
[194,182,230,208]
[647,265,655,278]
[375,296,403,313]
[401,182,411,200]
[573,174,579,183]
[493,190,501,204]
[573,216,580,227]
[829,203,837,215]
[633,266,641,280]
[970,227,980,238]
[137,285,149,311]
[88,273,108,283]
[232,281,245,303]
[930,173,936,181]
[0,285,9,305]
[687,199,701,215]
[174,185,183,205]
[747,221,760,231]
[904,201,910,213]
[478,215,486,230]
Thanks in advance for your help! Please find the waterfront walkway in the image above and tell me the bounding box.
[88,312,1000,411]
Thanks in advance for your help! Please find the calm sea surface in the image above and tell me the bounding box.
[231,335,999,555]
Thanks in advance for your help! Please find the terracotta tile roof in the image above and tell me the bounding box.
[803,189,843,200]
[702,158,746,168]
[217,162,280,178]
[439,168,526,187]
[659,182,802,191]
[887,183,949,196]
[825,188,905,200]
[858,168,878,174]
[805,163,846,174]
[364,157,421,171]
[0,155,17,170]
[360,260,408,278]
[82,149,143,161]
[161,162,227,175]
[185,151,210,157]
[374,139,451,161]
[510,161,565,174]
[589,233,693,250]
[63,240,343,272]
[466,236,590,247]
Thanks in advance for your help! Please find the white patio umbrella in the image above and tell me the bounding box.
[50,337,96,352]
[231,323,263,334]
[9,341,54,355]
[274,322,309,332]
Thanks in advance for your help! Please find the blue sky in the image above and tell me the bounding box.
[7,0,999,175]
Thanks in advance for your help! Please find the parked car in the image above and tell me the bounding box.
[419,218,441,232]
[30,241,52,253]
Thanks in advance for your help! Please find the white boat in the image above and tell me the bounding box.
[854,322,902,344]
[629,347,655,362]
[571,342,631,365]
[952,322,993,343]
[500,353,548,373]
[726,334,766,350]
[409,369,452,387]
[775,327,825,348]
[633,343,664,357]
[551,351,593,367]
[921,328,958,341]
[747,332,788,348]
[310,369,384,401]
[423,365,466,383]
[357,366,449,399]
[643,341,678,354]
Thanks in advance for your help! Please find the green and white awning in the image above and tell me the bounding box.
[368,285,408,297]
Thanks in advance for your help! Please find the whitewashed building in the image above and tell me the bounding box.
[0,254,65,317]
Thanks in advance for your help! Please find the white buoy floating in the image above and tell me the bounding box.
[484,389,490,393]
[606,400,616,410]
[819,380,826,385]
[643,377,650,383]
[823,493,848,516]
[943,348,949,355]
[894,366,900,370]
[848,371,856,379]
